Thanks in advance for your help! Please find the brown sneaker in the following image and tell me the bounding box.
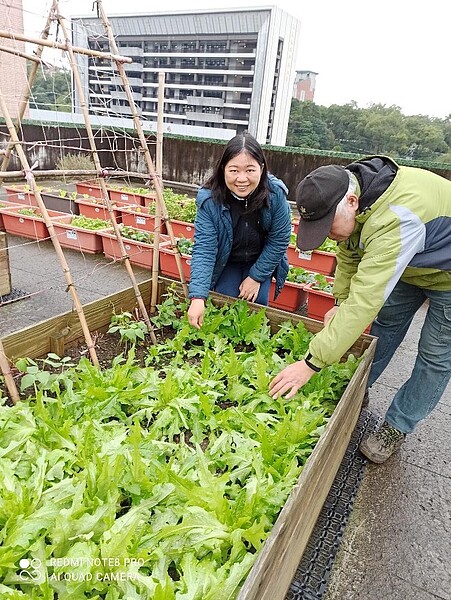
[359,421,406,464]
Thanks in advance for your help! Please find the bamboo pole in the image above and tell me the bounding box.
[0,337,20,404]
[0,169,156,180]
[95,0,189,307]
[0,91,100,366]
[0,30,132,63]
[156,71,164,177]
[150,71,165,312]
[0,44,41,63]
[54,4,157,344]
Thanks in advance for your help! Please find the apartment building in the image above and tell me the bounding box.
[71,7,301,146]
[293,70,318,102]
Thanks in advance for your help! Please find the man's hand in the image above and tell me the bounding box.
[269,360,317,399]
[239,276,261,303]
[187,298,205,329]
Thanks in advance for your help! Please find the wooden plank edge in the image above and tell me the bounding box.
[237,339,377,600]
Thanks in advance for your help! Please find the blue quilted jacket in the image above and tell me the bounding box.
[188,174,292,300]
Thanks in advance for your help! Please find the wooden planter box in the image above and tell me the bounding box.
[159,241,192,280]
[269,279,307,312]
[51,217,110,254]
[0,206,65,240]
[287,245,337,276]
[0,231,11,296]
[117,205,168,234]
[0,276,376,600]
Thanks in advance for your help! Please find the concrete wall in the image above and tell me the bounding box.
[1,123,450,202]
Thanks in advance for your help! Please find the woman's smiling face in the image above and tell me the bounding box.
[224,150,263,198]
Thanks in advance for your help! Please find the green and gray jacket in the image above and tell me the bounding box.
[307,155,451,370]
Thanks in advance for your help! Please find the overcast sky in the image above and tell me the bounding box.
[21,0,451,119]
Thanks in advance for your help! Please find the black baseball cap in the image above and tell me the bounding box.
[296,165,349,251]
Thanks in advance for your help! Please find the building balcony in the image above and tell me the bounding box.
[123,62,143,73]
[185,111,223,123]
[110,76,142,87]
[118,46,143,57]
[186,96,224,107]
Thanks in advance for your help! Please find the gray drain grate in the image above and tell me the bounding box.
[285,410,378,600]
[0,288,30,305]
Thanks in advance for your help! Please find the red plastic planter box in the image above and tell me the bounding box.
[304,277,335,321]
[75,198,123,223]
[0,202,21,231]
[117,206,168,234]
[167,219,195,239]
[52,217,110,254]
[75,180,104,199]
[99,229,169,269]
[2,185,38,206]
[107,188,144,206]
[142,191,158,207]
[159,241,192,280]
[0,206,65,240]
[269,280,307,313]
[287,245,337,276]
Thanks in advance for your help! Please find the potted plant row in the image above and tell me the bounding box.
[0,205,66,240]
[147,188,197,238]
[52,215,111,254]
[75,180,157,207]
[269,265,321,312]
[99,224,169,269]
[286,234,337,275]
[159,236,193,280]
[2,184,80,214]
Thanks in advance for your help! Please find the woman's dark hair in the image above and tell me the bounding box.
[204,133,269,211]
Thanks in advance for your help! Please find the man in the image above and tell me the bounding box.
[269,156,451,463]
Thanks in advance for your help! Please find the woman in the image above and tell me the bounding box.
[188,132,292,329]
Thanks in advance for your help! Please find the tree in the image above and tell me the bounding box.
[286,99,451,163]
[29,66,72,112]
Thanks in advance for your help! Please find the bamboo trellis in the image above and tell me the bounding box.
[94,0,189,308]
[0,0,196,399]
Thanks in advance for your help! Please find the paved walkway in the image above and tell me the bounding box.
[1,233,450,600]
[324,303,451,600]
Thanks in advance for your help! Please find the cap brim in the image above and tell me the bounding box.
[296,206,337,252]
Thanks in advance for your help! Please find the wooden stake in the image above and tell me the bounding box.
[0,339,20,404]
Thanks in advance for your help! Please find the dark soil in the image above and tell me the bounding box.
[1,327,170,407]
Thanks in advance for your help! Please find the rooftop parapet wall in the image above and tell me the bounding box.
[1,123,450,202]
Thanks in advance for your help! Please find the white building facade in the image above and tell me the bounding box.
[71,7,301,146]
